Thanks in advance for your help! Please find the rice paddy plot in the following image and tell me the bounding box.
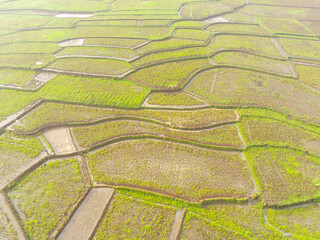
[295,64,320,90]
[144,91,207,107]
[185,68,320,125]
[206,23,271,36]
[7,158,87,240]
[131,47,213,67]
[0,54,55,69]
[0,202,18,240]
[72,120,244,149]
[256,17,316,36]
[0,68,36,88]
[136,39,204,55]
[248,0,320,8]
[90,14,180,20]
[140,19,173,26]
[46,58,134,76]
[10,102,238,134]
[0,134,45,188]
[173,29,212,42]
[170,20,208,29]
[245,147,320,206]
[127,58,211,89]
[83,38,148,48]
[76,19,138,27]
[239,5,320,21]
[55,46,139,60]
[266,203,320,239]
[0,42,61,54]
[43,18,80,28]
[92,193,175,240]
[238,117,320,155]
[277,38,320,61]
[301,21,320,36]
[87,139,255,202]
[222,12,256,24]
[208,35,283,58]
[179,1,231,19]
[213,51,293,76]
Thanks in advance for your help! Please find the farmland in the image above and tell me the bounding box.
[0,0,320,239]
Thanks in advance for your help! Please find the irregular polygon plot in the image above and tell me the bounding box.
[43,127,76,155]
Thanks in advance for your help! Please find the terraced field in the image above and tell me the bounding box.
[0,0,319,239]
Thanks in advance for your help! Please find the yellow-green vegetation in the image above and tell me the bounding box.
[295,64,320,90]
[238,117,320,155]
[82,38,148,48]
[278,38,320,60]
[131,47,213,67]
[140,19,173,26]
[171,20,207,28]
[213,51,293,76]
[135,39,204,54]
[208,35,283,57]
[301,21,320,35]
[248,0,320,7]
[146,91,205,106]
[0,205,18,240]
[76,19,138,27]
[256,17,316,36]
[72,120,244,149]
[91,13,180,20]
[266,204,320,239]
[127,59,211,89]
[55,46,139,60]
[185,68,320,125]
[46,58,134,75]
[207,23,271,35]
[0,54,55,68]
[180,1,231,19]
[87,139,254,201]
[245,147,320,206]
[173,29,212,42]
[10,102,237,134]
[223,12,256,23]
[0,43,61,54]
[0,68,35,87]
[181,204,281,239]
[7,159,87,240]
[0,134,44,187]
[44,18,79,28]
[93,193,175,240]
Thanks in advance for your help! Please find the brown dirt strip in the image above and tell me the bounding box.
[57,188,114,240]
[169,208,187,240]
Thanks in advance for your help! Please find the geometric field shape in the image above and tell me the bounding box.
[43,127,76,155]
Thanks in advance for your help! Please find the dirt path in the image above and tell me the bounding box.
[0,192,27,240]
[57,188,114,240]
[43,127,76,155]
[169,208,187,240]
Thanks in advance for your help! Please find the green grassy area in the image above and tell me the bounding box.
[82,38,148,48]
[72,120,244,149]
[238,117,320,155]
[0,43,61,54]
[43,18,79,28]
[131,47,213,67]
[266,204,320,239]
[248,0,320,7]
[278,38,320,60]
[55,46,139,60]
[93,193,175,240]
[127,58,211,89]
[256,17,316,36]
[208,35,283,57]
[140,19,173,26]
[295,64,320,90]
[173,29,212,42]
[207,23,271,36]
[180,1,231,19]
[7,158,87,240]
[0,134,45,187]
[213,51,293,76]
[46,58,134,75]
[0,205,18,240]
[76,19,137,27]
[146,91,205,106]
[171,20,207,29]
[10,102,237,134]
[223,13,256,24]
[0,68,36,87]
[0,54,55,69]
[87,139,254,202]
[185,68,320,125]
[244,146,320,206]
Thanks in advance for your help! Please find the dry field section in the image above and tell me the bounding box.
[0,0,320,239]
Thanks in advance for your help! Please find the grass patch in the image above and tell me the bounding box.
[87,139,254,202]
[0,68,35,87]
[0,54,54,69]
[180,1,231,19]
[127,58,211,89]
[207,23,271,35]
[171,20,207,28]
[295,64,320,90]
[76,19,137,27]
[46,58,134,75]
[173,29,212,42]
[146,91,205,106]
[83,38,148,48]
[7,158,87,240]
[93,193,175,240]
[0,43,61,54]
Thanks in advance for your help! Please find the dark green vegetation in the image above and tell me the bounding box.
[0,0,320,238]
